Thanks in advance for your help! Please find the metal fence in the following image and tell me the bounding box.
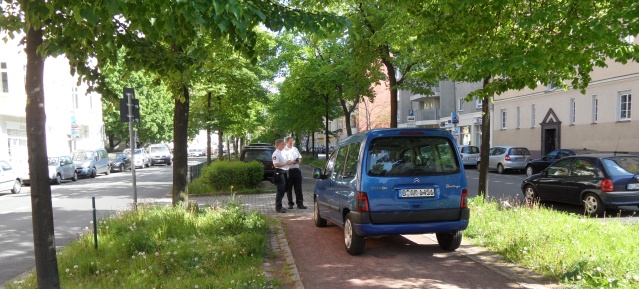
[188,162,206,182]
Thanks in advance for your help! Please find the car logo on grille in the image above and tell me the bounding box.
[413,178,420,183]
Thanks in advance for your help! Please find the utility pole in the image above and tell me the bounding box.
[121,88,140,209]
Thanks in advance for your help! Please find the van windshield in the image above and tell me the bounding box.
[367,136,460,176]
[73,151,93,161]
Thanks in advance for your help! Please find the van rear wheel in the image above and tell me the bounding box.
[436,231,462,251]
[344,213,366,255]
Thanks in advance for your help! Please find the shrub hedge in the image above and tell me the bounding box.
[200,161,264,191]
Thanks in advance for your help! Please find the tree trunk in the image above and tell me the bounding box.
[339,99,353,136]
[172,84,189,206]
[206,91,212,165]
[226,137,231,162]
[25,24,61,289]
[217,130,224,159]
[324,94,330,156]
[381,59,398,128]
[478,76,492,199]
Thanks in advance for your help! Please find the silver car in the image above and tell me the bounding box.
[458,145,480,167]
[22,156,78,185]
[481,146,531,174]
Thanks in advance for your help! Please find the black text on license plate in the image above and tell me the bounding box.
[401,188,435,198]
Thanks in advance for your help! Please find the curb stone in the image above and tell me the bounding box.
[265,221,304,289]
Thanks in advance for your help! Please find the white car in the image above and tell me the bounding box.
[0,160,22,194]
[132,149,151,168]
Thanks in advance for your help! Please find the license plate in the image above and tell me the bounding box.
[628,183,639,190]
[400,188,435,198]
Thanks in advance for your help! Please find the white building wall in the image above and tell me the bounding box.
[0,32,104,166]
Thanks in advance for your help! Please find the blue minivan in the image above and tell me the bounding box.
[313,128,470,255]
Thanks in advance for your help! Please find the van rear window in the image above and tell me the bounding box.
[367,137,460,176]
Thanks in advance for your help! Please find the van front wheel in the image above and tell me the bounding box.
[436,231,462,251]
[314,198,327,227]
[344,213,366,255]
[90,167,97,178]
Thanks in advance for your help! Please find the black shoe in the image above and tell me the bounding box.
[277,208,287,213]
[297,205,307,209]
[288,204,294,209]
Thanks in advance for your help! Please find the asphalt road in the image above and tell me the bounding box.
[0,160,190,286]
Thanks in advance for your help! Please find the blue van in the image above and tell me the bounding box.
[313,128,470,255]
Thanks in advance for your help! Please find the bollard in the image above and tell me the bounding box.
[93,197,98,249]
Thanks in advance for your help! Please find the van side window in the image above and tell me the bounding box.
[342,143,360,178]
[324,150,337,177]
[333,146,349,179]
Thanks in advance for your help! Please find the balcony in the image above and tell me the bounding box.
[415,108,440,121]
[409,87,441,101]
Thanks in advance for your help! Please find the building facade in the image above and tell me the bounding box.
[397,80,485,148]
[0,33,105,166]
[493,58,638,158]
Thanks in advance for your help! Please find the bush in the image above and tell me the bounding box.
[201,161,263,191]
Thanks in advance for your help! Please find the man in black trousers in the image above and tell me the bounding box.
[272,139,293,213]
[284,137,306,209]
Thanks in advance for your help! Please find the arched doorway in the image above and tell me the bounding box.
[540,108,561,156]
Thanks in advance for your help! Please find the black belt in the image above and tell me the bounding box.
[276,169,286,172]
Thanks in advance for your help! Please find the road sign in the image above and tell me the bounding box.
[120,88,140,122]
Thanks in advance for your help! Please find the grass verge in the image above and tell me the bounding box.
[466,197,639,288]
[7,201,279,289]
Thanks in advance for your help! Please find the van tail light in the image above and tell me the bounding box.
[356,192,370,212]
[504,154,511,161]
[601,179,614,192]
[460,189,468,208]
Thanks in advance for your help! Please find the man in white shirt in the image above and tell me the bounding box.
[272,139,293,213]
[283,136,306,209]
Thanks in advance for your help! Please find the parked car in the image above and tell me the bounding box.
[522,154,639,216]
[0,160,22,194]
[147,144,172,166]
[458,145,480,167]
[240,143,276,180]
[73,148,110,178]
[312,128,470,255]
[480,146,531,174]
[188,148,205,157]
[22,156,77,185]
[525,148,600,177]
[132,149,151,168]
[109,152,131,172]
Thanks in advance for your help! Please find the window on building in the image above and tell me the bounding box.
[500,109,506,129]
[592,95,598,124]
[72,87,79,109]
[531,104,536,128]
[624,35,636,44]
[458,98,464,111]
[516,107,520,129]
[570,98,576,125]
[619,91,632,121]
[1,62,8,93]
[476,98,482,109]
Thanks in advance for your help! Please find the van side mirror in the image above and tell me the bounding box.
[313,168,323,179]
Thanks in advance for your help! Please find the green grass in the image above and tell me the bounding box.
[7,201,279,289]
[466,197,639,288]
